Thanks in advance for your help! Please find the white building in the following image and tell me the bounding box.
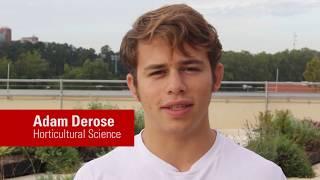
[20,36,39,44]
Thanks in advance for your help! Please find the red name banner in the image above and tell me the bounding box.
[0,110,134,146]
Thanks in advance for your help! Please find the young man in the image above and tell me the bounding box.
[75,4,286,179]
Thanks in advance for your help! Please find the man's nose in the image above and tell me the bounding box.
[166,71,187,95]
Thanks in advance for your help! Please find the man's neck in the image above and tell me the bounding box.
[141,125,216,172]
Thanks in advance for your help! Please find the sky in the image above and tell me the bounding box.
[1,0,320,54]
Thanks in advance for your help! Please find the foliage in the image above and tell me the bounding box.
[0,147,17,156]
[63,64,83,79]
[63,59,112,79]
[76,146,113,162]
[0,147,36,157]
[87,102,118,110]
[253,110,320,150]
[221,48,319,81]
[0,41,114,79]
[81,58,112,79]
[246,110,318,178]
[14,50,49,79]
[0,57,12,78]
[303,56,320,82]
[94,147,113,158]
[134,109,145,134]
[100,45,113,62]
[247,133,314,177]
[35,147,81,174]
[1,41,320,81]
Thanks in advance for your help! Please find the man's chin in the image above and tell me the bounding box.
[159,122,196,137]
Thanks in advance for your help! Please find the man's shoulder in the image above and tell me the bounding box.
[219,133,271,163]
[218,134,286,179]
[74,146,138,179]
[87,146,137,167]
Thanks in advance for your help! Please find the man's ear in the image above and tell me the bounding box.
[127,73,139,101]
[212,63,224,92]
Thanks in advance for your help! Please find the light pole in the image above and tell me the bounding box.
[276,68,279,92]
[7,63,10,89]
[111,54,119,74]
[6,63,10,98]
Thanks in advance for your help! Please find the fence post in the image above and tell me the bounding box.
[60,79,63,109]
[265,81,269,112]
[6,63,10,99]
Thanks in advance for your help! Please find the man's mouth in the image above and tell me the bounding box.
[164,104,193,110]
[160,100,193,118]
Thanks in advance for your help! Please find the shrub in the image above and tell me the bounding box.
[246,110,317,178]
[270,111,320,149]
[247,134,314,177]
[0,147,17,156]
[253,110,320,152]
[134,109,144,135]
[35,147,81,174]
[87,102,118,110]
[290,120,320,150]
[77,147,113,162]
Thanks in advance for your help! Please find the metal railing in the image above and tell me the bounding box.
[1,79,320,110]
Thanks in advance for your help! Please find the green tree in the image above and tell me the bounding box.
[221,51,255,81]
[76,47,97,66]
[100,45,116,75]
[63,58,112,79]
[100,45,113,61]
[63,63,83,79]
[81,58,112,79]
[14,50,49,78]
[303,56,320,82]
[41,43,71,77]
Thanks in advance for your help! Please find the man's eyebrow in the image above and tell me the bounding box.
[144,64,167,71]
[179,59,204,66]
[143,59,204,71]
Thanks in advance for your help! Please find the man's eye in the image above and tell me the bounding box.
[149,70,165,76]
[182,67,200,72]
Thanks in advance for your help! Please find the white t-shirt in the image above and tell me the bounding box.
[74,131,286,180]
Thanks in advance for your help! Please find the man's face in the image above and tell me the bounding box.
[127,38,223,136]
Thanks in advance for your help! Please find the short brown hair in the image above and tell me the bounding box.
[120,4,222,84]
